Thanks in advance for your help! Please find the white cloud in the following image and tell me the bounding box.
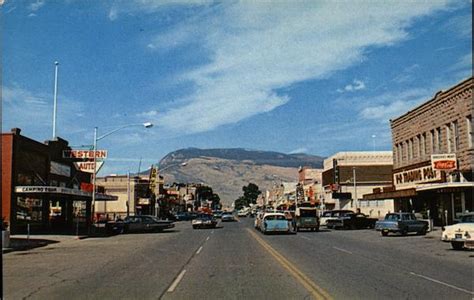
[288,147,308,154]
[2,85,87,140]
[342,79,366,92]
[137,1,452,133]
[107,0,211,21]
[393,64,420,83]
[358,88,432,122]
[28,0,45,11]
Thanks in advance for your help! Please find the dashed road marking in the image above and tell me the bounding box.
[206,236,210,241]
[332,247,352,255]
[196,246,203,255]
[167,270,186,293]
[409,272,474,295]
[247,228,332,300]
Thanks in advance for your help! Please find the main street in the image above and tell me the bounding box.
[3,218,472,300]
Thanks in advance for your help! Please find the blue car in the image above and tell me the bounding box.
[259,213,294,234]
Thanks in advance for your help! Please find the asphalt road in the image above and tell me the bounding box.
[3,217,473,300]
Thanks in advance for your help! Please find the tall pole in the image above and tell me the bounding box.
[52,61,59,139]
[127,172,131,217]
[353,167,358,209]
[372,134,376,151]
[91,127,98,225]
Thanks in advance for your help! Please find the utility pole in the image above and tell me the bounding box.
[52,61,59,139]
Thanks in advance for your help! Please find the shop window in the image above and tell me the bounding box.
[467,116,473,149]
[17,173,33,185]
[422,133,427,156]
[16,197,43,223]
[430,129,435,153]
[446,124,451,152]
[452,120,459,152]
[436,127,442,153]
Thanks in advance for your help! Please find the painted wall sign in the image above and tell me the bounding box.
[431,154,457,171]
[63,150,108,159]
[394,165,442,189]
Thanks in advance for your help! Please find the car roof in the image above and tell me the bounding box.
[263,212,286,217]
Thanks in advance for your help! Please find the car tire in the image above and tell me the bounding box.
[381,231,389,237]
[193,225,198,229]
[418,227,427,236]
[451,241,464,250]
[401,228,408,236]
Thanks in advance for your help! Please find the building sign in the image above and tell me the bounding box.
[431,154,457,171]
[15,186,90,197]
[63,150,108,159]
[149,166,158,192]
[394,165,442,189]
[50,161,71,177]
[73,161,104,173]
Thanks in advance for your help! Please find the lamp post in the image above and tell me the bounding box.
[353,167,358,209]
[90,122,153,227]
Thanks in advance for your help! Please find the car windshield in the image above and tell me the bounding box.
[300,209,317,217]
[265,215,287,221]
[385,214,401,221]
[461,215,474,223]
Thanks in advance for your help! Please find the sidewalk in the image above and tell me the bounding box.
[2,234,88,254]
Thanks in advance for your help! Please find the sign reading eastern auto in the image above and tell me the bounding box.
[431,154,457,171]
[63,150,108,159]
[394,165,442,189]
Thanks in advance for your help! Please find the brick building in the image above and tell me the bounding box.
[322,151,394,217]
[2,128,94,234]
[364,77,473,225]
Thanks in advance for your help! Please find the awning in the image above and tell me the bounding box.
[363,188,416,200]
[14,186,118,201]
[416,182,474,192]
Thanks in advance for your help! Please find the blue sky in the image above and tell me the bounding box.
[2,0,472,175]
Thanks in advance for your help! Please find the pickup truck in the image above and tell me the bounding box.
[375,212,428,236]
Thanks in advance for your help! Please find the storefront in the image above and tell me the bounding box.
[2,128,115,234]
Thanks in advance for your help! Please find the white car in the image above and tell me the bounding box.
[320,210,354,226]
[441,213,474,250]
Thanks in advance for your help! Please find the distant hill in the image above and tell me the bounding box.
[150,148,324,206]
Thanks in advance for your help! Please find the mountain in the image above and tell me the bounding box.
[152,148,324,206]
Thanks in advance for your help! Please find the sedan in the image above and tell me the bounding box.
[119,215,175,233]
[259,213,294,234]
[192,214,218,229]
[221,212,236,222]
[442,213,474,250]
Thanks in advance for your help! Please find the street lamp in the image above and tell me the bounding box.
[90,122,153,226]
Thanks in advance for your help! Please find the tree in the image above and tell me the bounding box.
[234,183,261,209]
[242,183,261,204]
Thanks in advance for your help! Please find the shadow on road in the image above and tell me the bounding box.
[6,238,59,252]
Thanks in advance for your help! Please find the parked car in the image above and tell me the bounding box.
[213,210,223,219]
[259,212,294,234]
[118,215,175,233]
[442,213,474,250]
[237,210,249,217]
[295,207,320,231]
[320,210,354,226]
[326,212,377,229]
[221,212,236,222]
[192,214,218,229]
[375,212,428,236]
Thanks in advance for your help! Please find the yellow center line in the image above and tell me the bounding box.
[247,228,332,300]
